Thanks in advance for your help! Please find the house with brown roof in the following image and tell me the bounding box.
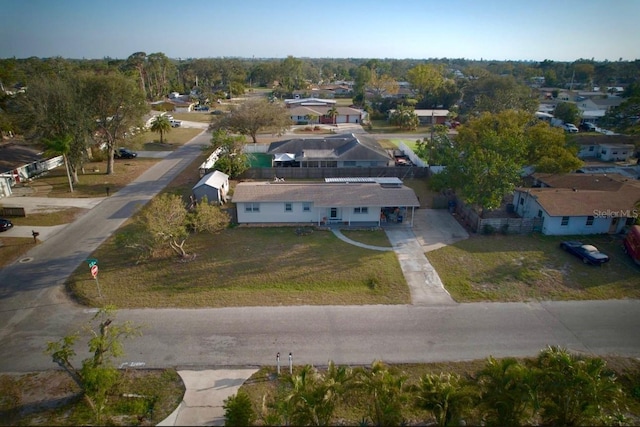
[232,178,420,226]
[513,173,640,235]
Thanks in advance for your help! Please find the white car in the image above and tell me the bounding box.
[170,119,182,128]
[563,123,579,133]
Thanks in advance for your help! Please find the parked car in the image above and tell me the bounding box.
[559,241,610,265]
[170,119,182,127]
[623,225,640,266]
[114,148,137,159]
[580,122,597,132]
[563,123,579,133]
[0,218,13,232]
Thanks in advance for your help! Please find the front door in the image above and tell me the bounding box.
[609,217,619,234]
[330,207,338,219]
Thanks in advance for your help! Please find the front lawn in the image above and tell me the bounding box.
[67,226,409,308]
[427,233,640,302]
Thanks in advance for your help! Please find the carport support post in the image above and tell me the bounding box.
[289,352,293,374]
[276,352,280,375]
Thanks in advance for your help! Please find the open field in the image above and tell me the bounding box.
[427,233,640,302]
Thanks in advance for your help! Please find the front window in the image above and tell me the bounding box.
[285,203,292,212]
[586,216,594,226]
[561,216,569,226]
[354,207,368,214]
[303,203,311,212]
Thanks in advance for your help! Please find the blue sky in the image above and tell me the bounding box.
[1,0,638,61]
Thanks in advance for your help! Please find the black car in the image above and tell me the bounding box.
[115,148,137,159]
[559,241,610,265]
[0,218,13,232]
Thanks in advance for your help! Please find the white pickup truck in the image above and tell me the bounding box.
[170,119,182,128]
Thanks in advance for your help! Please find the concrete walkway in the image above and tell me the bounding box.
[330,208,469,306]
[158,369,258,427]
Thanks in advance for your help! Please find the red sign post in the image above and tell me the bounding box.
[91,264,99,278]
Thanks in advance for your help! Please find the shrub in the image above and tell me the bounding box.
[224,391,256,426]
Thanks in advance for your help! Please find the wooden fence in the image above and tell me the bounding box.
[454,199,543,234]
[239,166,429,180]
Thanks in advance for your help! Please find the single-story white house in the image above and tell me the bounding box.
[514,173,640,235]
[232,178,420,226]
[192,170,229,204]
[287,105,364,125]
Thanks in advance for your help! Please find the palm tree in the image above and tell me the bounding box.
[476,356,535,426]
[43,134,73,193]
[150,115,171,143]
[414,372,476,427]
[327,106,338,126]
[354,360,408,426]
[534,346,622,426]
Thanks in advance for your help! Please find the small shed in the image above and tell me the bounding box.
[192,170,229,204]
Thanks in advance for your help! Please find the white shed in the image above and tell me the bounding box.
[192,170,229,204]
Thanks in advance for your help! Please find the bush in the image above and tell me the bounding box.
[223,391,256,426]
[482,224,495,235]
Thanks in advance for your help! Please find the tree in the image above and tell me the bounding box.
[389,104,420,130]
[534,346,623,426]
[354,361,408,426]
[138,193,190,258]
[414,373,476,427]
[476,357,535,426]
[16,74,91,184]
[83,73,148,174]
[326,106,338,126]
[43,134,74,193]
[407,64,445,106]
[554,101,581,125]
[209,130,249,178]
[428,110,582,214]
[209,98,292,143]
[461,75,537,115]
[601,95,640,135]
[45,306,140,425]
[367,73,399,99]
[283,363,352,426]
[190,195,230,233]
[525,122,583,173]
[149,114,171,143]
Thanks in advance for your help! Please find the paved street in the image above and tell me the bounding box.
[0,128,639,375]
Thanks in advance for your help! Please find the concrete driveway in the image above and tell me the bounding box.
[412,208,469,252]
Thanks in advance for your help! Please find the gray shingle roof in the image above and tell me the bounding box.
[267,133,391,162]
[232,182,420,207]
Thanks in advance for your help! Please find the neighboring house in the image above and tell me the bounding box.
[267,133,392,168]
[574,135,637,162]
[514,173,640,235]
[284,98,336,107]
[287,105,364,125]
[387,109,449,125]
[192,170,229,204]
[0,143,63,198]
[232,178,420,226]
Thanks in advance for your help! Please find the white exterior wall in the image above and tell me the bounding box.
[237,202,381,224]
[541,215,614,235]
[514,191,624,235]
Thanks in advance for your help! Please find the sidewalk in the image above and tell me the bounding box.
[158,369,258,427]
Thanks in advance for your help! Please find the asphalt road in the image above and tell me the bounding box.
[1,129,640,373]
